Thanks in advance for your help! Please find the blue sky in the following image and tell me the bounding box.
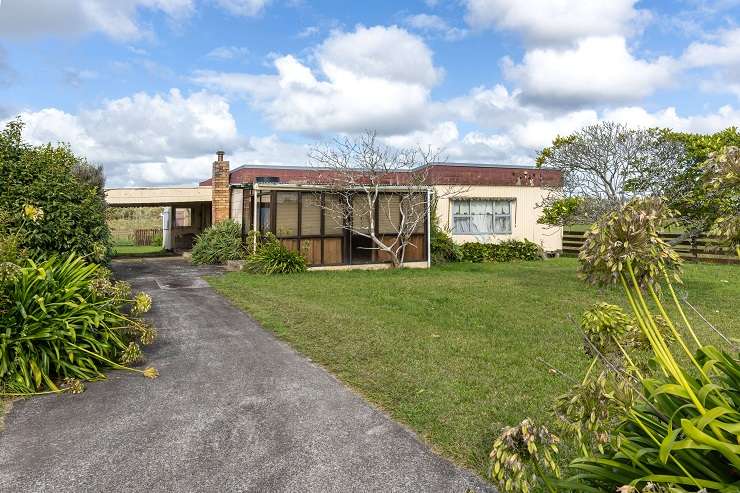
[1,0,739,187]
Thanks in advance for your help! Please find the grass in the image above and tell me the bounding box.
[112,245,168,257]
[206,258,739,479]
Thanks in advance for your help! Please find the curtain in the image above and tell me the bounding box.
[452,199,512,234]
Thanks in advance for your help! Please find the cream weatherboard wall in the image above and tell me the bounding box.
[434,185,563,252]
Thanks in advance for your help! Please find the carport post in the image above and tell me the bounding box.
[162,206,175,251]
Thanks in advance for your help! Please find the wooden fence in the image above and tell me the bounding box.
[133,228,163,246]
[563,230,738,264]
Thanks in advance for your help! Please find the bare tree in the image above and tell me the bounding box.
[536,122,685,226]
[308,131,459,268]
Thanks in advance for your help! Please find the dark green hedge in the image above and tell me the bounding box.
[0,120,111,261]
[460,239,542,263]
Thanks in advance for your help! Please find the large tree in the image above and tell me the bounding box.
[654,127,740,239]
[535,121,684,226]
[536,123,740,242]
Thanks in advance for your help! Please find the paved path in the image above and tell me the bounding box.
[0,258,493,492]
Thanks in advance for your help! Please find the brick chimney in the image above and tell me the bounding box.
[211,150,230,224]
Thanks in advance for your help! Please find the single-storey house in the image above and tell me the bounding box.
[105,151,562,269]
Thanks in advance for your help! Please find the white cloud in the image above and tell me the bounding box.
[11,89,244,186]
[440,84,530,127]
[318,25,442,87]
[213,0,270,17]
[0,0,271,40]
[206,46,250,60]
[683,28,740,68]
[382,121,460,149]
[503,36,676,107]
[682,28,740,98]
[404,14,467,41]
[464,0,648,44]
[62,68,99,87]
[603,105,740,134]
[193,25,442,135]
[297,26,321,38]
[0,0,194,41]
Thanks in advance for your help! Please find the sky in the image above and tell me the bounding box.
[0,0,739,187]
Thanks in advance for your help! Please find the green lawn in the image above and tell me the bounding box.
[207,258,739,479]
[112,245,168,257]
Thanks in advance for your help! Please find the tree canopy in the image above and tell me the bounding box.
[536,121,740,237]
[0,119,111,261]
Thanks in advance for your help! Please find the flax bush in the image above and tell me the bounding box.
[191,219,246,265]
[243,233,307,274]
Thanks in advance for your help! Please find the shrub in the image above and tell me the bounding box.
[491,239,543,262]
[243,239,307,274]
[0,254,158,395]
[538,196,585,227]
[460,242,489,262]
[191,220,245,265]
[0,119,111,262]
[461,240,542,263]
[430,227,461,263]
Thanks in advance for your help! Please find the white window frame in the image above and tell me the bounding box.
[451,199,513,235]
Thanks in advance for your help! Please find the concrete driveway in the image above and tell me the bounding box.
[0,258,493,492]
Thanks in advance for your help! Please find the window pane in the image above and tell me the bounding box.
[378,194,401,234]
[453,200,469,215]
[401,195,426,234]
[258,193,271,232]
[301,193,321,236]
[470,200,493,214]
[494,201,510,215]
[469,214,491,233]
[352,195,372,233]
[324,194,345,235]
[175,208,191,227]
[494,215,511,234]
[452,216,471,234]
[275,192,298,237]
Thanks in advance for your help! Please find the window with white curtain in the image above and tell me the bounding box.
[451,199,512,234]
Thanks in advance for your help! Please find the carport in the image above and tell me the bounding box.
[105,187,212,250]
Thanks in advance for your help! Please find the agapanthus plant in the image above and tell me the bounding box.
[560,197,740,492]
[489,419,561,493]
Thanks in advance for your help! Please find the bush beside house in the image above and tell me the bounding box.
[0,120,111,262]
[0,119,158,399]
[243,233,307,274]
[191,220,246,265]
[460,239,542,263]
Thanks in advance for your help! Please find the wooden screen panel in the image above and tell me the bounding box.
[300,238,322,265]
[402,234,426,261]
[322,238,343,265]
[280,239,298,252]
[375,235,426,262]
[376,236,394,263]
